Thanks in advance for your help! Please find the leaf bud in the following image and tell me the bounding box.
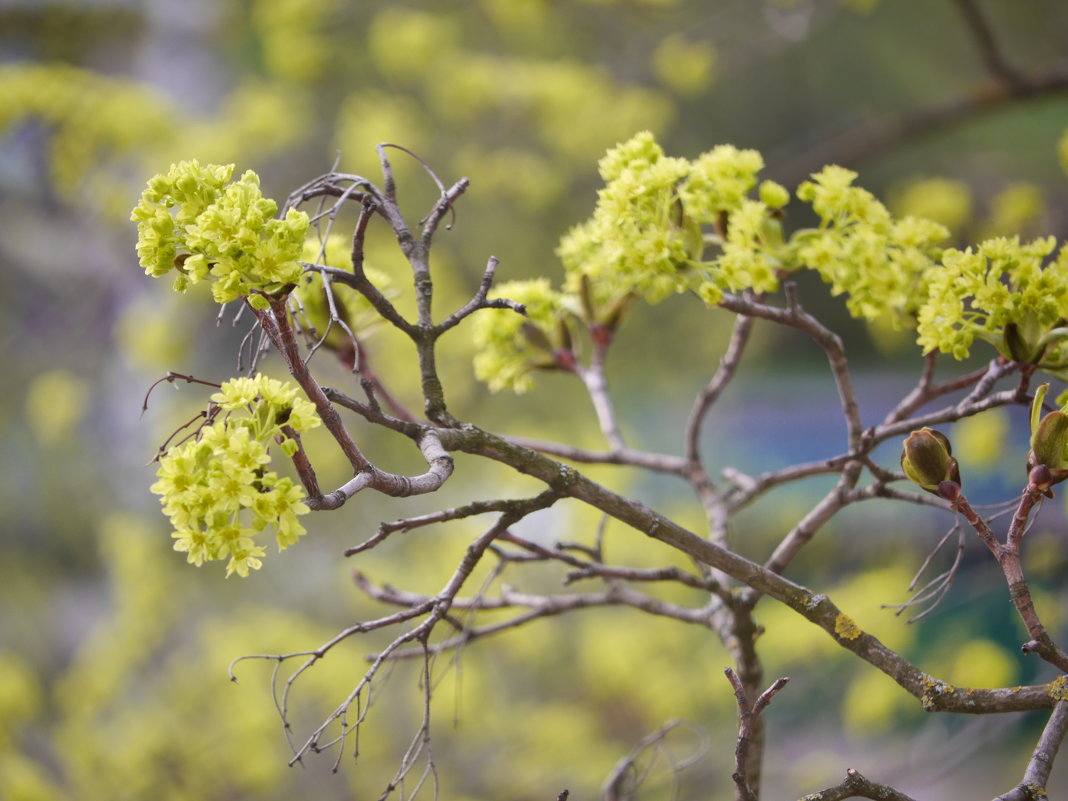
[1029,464,1055,498]
[1028,409,1068,471]
[1026,382,1068,495]
[1003,320,1042,364]
[901,427,961,494]
[520,322,554,353]
[600,292,636,335]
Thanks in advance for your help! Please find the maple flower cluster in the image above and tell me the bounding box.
[131,159,309,306]
[150,374,321,577]
[916,236,1068,368]
[470,131,1068,394]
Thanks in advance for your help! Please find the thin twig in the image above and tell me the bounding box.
[992,700,1068,801]
[724,668,790,801]
[882,519,965,623]
[718,288,864,451]
[434,255,527,334]
[141,371,221,415]
[953,488,1068,672]
[799,768,920,801]
[344,492,559,557]
[577,356,626,450]
[685,309,755,464]
[502,436,689,474]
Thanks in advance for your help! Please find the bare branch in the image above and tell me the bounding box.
[951,0,1025,86]
[993,700,1068,801]
[320,264,413,335]
[718,287,864,451]
[722,455,852,511]
[577,354,627,450]
[686,308,755,464]
[280,424,321,500]
[237,494,557,786]
[253,297,373,473]
[308,429,455,511]
[774,62,1068,185]
[421,176,469,244]
[434,256,527,335]
[873,386,1021,444]
[357,579,722,662]
[725,668,790,801]
[881,356,995,426]
[437,424,1057,715]
[761,480,852,576]
[799,768,920,801]
[503,435,689,474]
[141,370,221,416]
[953,488,1068,672]
[345,491,559,557]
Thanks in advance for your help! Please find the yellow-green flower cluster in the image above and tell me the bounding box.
[151,374,321,577]
[678,144,766,224]
[131,161,309,306]
[917,236,1068,364]
[473,279,569,393]
[558,132,695,305]
[558,132,778,308]
[712,194,788,300]
[794,166,949,327]
[480,134,1067,394]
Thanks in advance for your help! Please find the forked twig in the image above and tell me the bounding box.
[724,668,790,801]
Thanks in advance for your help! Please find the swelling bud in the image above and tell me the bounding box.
[1026,383,1068,496]
[901,427,961,495]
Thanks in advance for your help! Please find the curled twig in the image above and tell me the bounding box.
[141,370,221,416]
[600,719,709,801]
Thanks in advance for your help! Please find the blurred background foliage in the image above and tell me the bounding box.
[2,1,1068,799]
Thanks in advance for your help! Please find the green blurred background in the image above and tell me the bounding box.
[3,1,1068,799]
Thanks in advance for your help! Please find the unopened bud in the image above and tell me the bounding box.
[901,428,961,494]
[1027,383,1068,496]
[1029,409,1068,471]
[1029,464,1056,498]
[1004,321,1042,364]
[520,322,554,353]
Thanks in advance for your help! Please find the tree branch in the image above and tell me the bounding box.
[775,61,1068,185]
[993,700,1068,801]
[951,0,1025,86]
[799,768,920,801]
[725,668,790,801]
[436,424,1056,715]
